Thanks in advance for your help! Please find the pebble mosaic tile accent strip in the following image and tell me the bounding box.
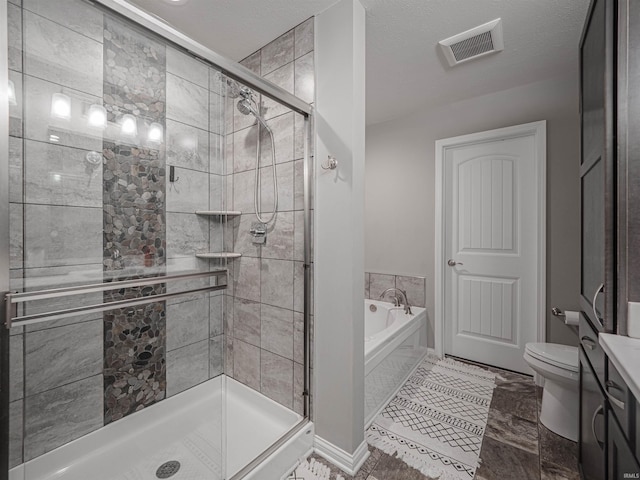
[102,15,168,423]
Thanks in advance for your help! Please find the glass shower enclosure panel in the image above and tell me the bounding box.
[5,1,227,478]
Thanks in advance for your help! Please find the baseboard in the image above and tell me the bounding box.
[427,347,439,357]
[313,436,370,476]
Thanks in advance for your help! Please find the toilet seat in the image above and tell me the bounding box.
[524,343,579,373]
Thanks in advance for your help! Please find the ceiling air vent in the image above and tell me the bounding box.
[439,18,504,67]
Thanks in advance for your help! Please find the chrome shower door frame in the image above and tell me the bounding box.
[0,1,11,479]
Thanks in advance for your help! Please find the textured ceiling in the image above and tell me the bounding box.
[128,0,590,125]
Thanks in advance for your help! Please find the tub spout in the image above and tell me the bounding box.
[379,288,412,314]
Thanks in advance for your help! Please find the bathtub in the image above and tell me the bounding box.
[364,299,428,427]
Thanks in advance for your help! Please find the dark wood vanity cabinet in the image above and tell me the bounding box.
[579,0,640,477]
[608,411,640,479]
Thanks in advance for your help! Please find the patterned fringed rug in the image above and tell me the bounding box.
[366,355,496,480]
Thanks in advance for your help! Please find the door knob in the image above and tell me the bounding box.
[447,259,463,267]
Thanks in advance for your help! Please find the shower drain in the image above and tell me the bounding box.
[156,460,181,478]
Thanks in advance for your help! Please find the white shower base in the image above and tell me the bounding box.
[10,376,312,480]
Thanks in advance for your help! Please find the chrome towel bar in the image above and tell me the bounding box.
[4,270,227,329]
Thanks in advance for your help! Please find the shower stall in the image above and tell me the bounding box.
[0,0,314,478]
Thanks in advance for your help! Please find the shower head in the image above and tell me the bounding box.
[237,97,255,116]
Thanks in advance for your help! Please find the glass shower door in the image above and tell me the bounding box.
[4,1,227,478]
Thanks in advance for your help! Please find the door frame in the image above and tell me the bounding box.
[434,120,547,360]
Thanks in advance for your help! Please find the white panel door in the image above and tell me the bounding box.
[443,131,540,373]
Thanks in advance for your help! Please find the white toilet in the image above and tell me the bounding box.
[523,342,579,441]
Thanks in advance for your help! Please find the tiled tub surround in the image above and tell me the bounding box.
[365,272,427,309]
[224,17,315,415]
[7,0,226,468]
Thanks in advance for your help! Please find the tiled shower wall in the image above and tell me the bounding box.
[7,0,224,467]
[224,18,314,415]
[365,272,427,308]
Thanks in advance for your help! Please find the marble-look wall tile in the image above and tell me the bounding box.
[24,374,103,461]
[240,51,260,75]
[9,70,22,138]
[234,298,260,347]
[260,161,294,213]
[396,275,426,308]
[209,68,223,96]
[24,75,102,151]
[233,215,262,258]
[9,137,23,203]
[365,273,371,299]
[166,339,209,397]
[166,119,209,173]
[262,63,294,120]
[166,46,208,88]
[293,361,304,415]
[209,92,222,135]
[10,400,23,468]
[10,334,23,402]
[166,167,209,213]
[261,350,293,408]
[294,18,314,59]
[210,133,223,175]
[24,0,104,42]
[233,125,258,173]
[24,264,103,330]
[294,53,315,105]
[209,173,224,211]
[293,211,304,262]
[234,339,260,390]
[261,259,294,310]
[24,140,102,208]
[8,3,22,72]
[262,211,294,260]
[210,294,223,337]
[24,204,102,268]
[225,334,234,377]
[232,170,254,213]
[24,11,103,97]
[234,256,261,302]
[261,304,293,360]
[25,319,102,396]
[166,72,209,130]
[261,29,294,76]
[210,335,224,377]
[369,273,396,300]
[166,295,209,351]
[261,112,295,165]
[294,113,314,162]
[166,212,209,257]
[9,203,23,270]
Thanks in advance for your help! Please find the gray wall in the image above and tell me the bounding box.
[365,73,580,348]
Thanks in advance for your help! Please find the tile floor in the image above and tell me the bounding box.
[309,358,579,480]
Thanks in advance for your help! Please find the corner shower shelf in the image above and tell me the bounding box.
[195,253,242,259]
[195,210,242,217]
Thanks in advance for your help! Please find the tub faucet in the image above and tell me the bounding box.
[379,288,413,315]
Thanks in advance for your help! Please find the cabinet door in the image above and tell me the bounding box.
[581,349,607,479]
[609,411,640,479]
[580,0,616,332]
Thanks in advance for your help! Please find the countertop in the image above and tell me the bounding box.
[600,333,640,401]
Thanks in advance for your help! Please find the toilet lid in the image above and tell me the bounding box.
[525,343,579,372]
